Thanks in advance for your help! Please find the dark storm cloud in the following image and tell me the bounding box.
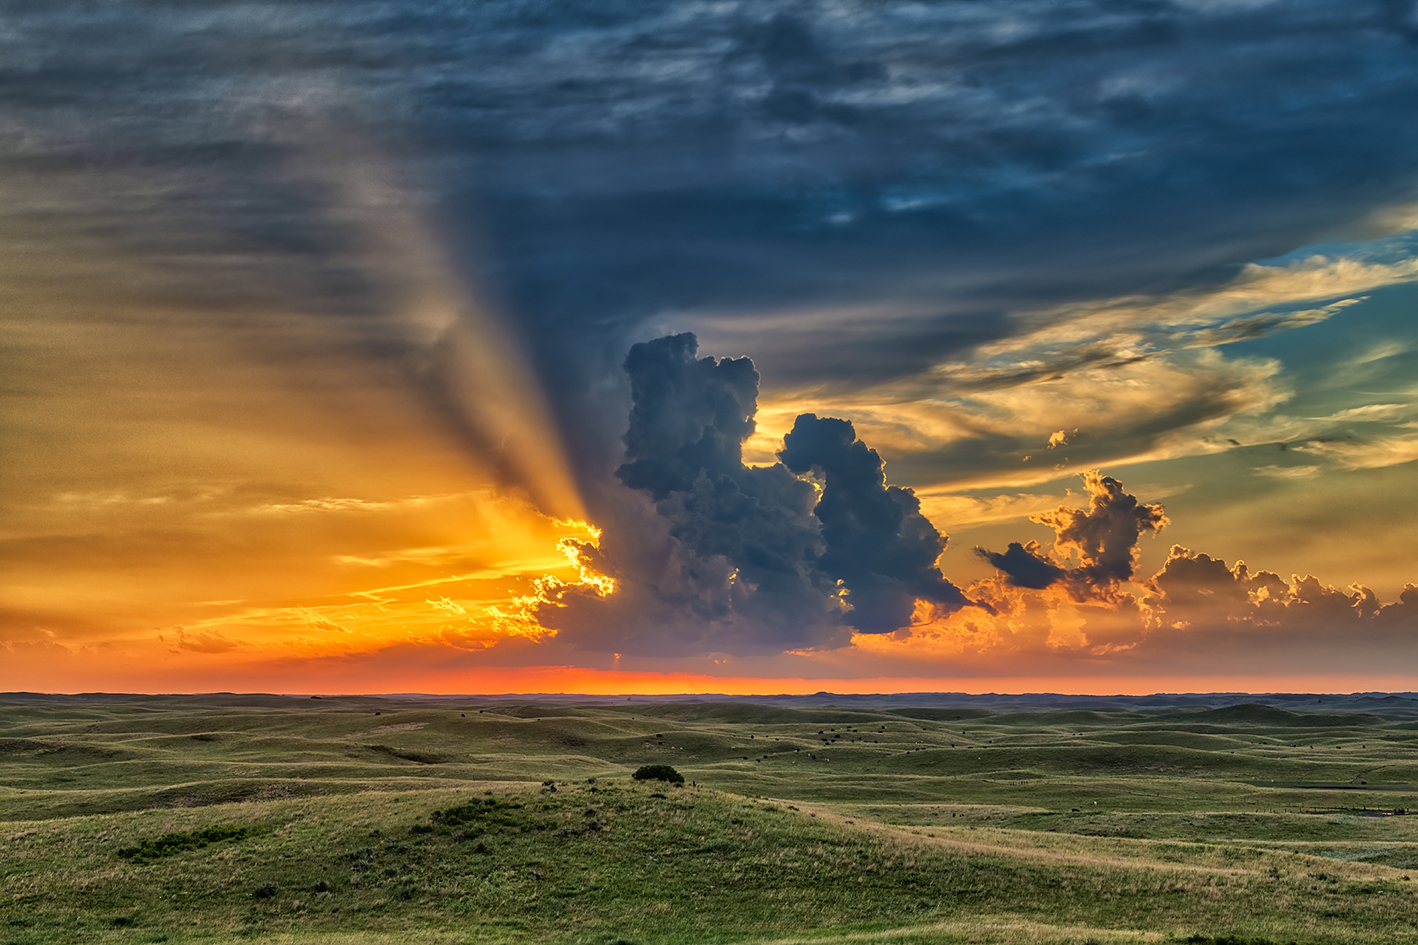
[616,334,760,498]
[977,541,1066,590]
[779,414,971,630]
[7,0,1418,486]
[979,472,1168,600]
[1038,473,1170,587]
[537,334,970,654]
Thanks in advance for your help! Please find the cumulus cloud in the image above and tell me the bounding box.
[1148,547,1281,612]
[1037,473,1169,587]
[779,413,972,629]
[535,334,971,655]
[526,340,1418,672]
[872,482,1418,676]
[615,334,763,499]
[507,334,1416,673]
[1143,544,1418,639]
[978,471,1168,599]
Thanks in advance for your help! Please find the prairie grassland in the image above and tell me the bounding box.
[4,693,1418,944]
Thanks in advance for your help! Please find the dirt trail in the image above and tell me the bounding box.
[749,916,1165,945]
[773,799,1415,879]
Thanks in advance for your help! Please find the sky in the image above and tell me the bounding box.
[5,0,1418,695]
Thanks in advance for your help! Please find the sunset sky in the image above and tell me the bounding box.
[5,1,1418,695]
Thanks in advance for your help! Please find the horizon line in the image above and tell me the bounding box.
[6,689,1417,700]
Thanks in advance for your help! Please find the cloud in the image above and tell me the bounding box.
[780,413,972,629]
[8,0,1418,484]
[985,256,1403,361]
[535,333,970,655]
[1140,545,1418,646]
[1253,464,1322,480]
[426,596,466,616]
[1294,428,1418,470]
[1312,403,1411,423]
[835,483,1418,679]
[875,251,1418,483]
[913,491,1072,528]
[754,345,1290,491]
[7,2,1418,688]
[162,629,247,654]
[977,541,1066,590]
[292,607,352,635]
[736,226,1418,498]
[252,497,398,515]
[978,471,1168,599]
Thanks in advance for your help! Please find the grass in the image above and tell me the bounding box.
[4,693,1418,943]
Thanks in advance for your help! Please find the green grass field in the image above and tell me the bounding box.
[6,693,1418,944]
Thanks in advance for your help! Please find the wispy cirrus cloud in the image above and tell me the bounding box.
[737,232,1418,496]
[1294,427,1418,471]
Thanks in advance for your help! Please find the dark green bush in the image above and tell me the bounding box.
[434,797,527,831]
[116,825,249,863]
[632,764,684,784]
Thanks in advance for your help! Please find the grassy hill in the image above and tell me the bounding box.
[4,694,1418,944]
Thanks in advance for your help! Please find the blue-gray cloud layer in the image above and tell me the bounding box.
[6,1,1418,485]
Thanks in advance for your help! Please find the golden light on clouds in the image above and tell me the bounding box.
[727,246,1418,496]
[485,522,616,640]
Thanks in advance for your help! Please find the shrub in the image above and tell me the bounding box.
[436,797,526,832]
[116,825,249,864]
[632,764,684,784]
